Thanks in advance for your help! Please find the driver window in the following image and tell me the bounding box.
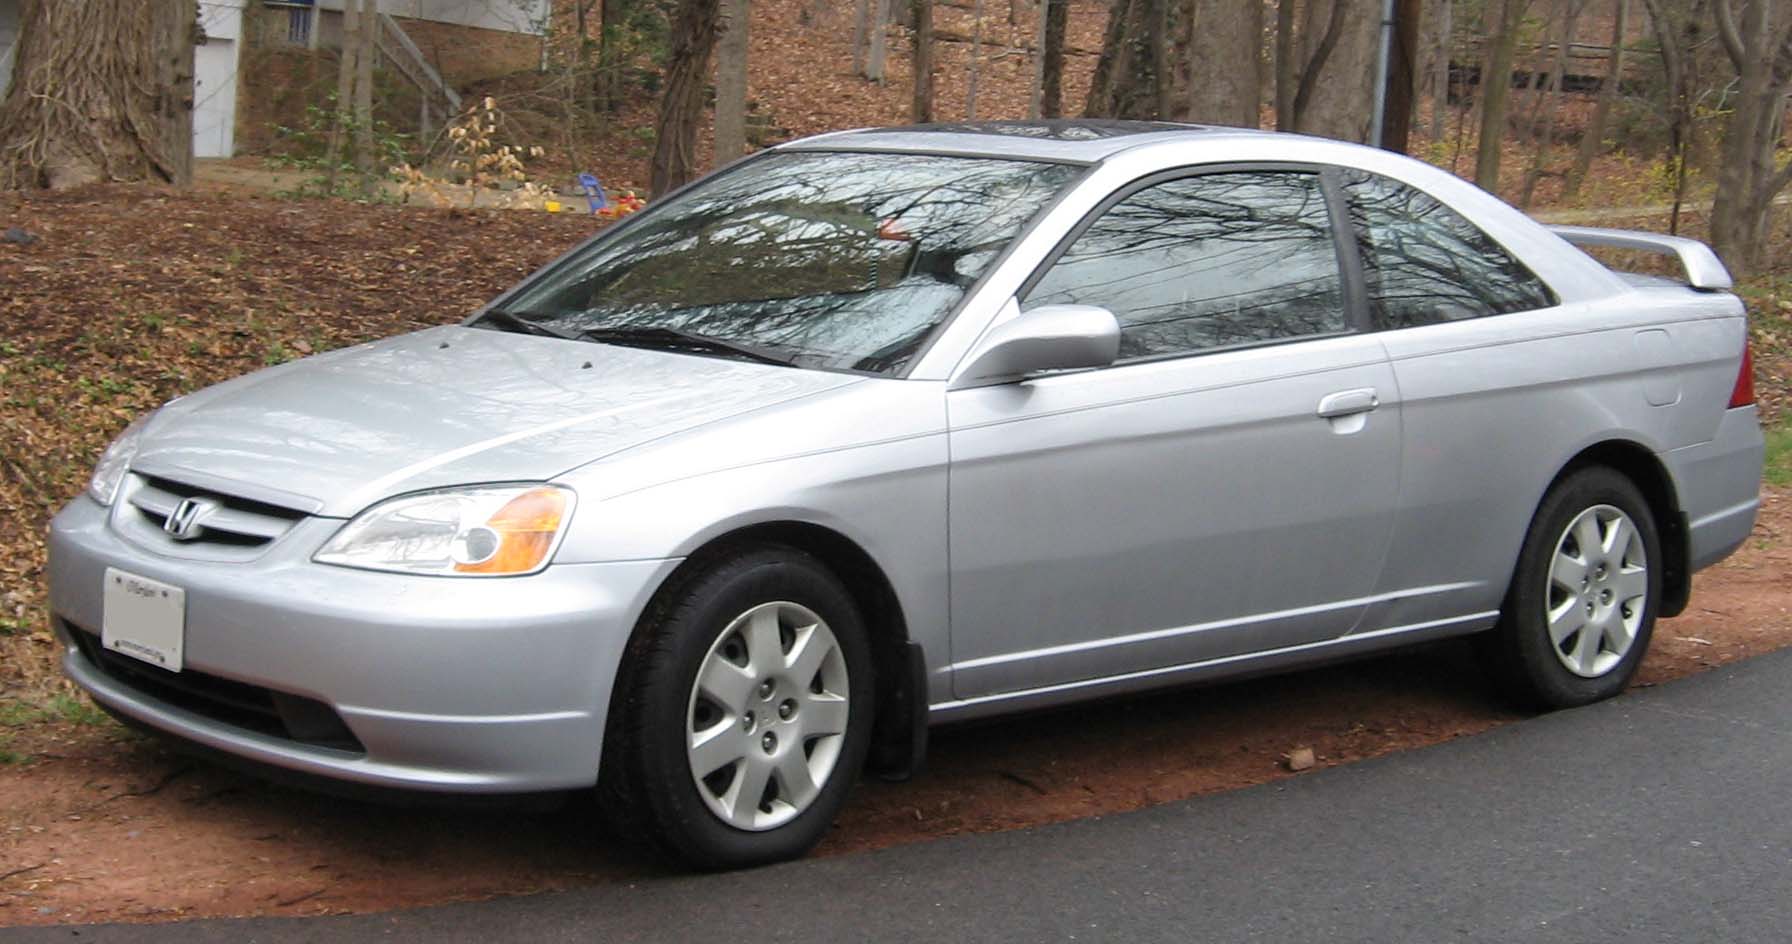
[1025,171,1347,362]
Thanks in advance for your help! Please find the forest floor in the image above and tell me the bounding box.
[5,0,1792,924]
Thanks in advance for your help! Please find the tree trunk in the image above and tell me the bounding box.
[353,0,376,188]
[714,0,750,165]
[1148,0,1170,118]
[868,0,889,82]
[1565,0,1625,198]
[1086,0,1163,118]
[597,0,621,112]
[967,0,984,119]
[327,0,361,192]
[1187,0,1261,127]
[1640,0,1699,233]
[0,0,196,189]
[1474,0,1526,191]
[1708,0,1792,277]
[1429,0,1450,141]
[1042,0,1068,117]
[1274,0,1295,128]
[853,0,871,75]
[912,0,936,122]
[1294,0,1379,142]
[650,0,724,197]
[1519,0,1580,208]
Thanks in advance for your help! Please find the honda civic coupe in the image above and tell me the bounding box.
[49,121,1763,869]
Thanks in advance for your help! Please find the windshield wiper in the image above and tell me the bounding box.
[575,325,797,367]
[475,309,577,340]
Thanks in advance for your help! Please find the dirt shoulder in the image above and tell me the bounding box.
[2,491,1786,926]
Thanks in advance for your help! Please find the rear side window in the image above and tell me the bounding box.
[1026,171,1346,361]
[1342,170,1556,328]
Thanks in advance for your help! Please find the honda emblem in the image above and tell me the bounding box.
[163,498,214,541]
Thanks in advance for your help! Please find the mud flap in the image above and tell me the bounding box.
[868,641,928,782]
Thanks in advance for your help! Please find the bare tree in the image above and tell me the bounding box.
[1274,0,1297,127]
[1279,0,1380,142]
[1639,0,1707,232]
[1474,0,1529,191]
[1087,0,1167,118]
[967,0,985,119]
[715,0,750,166]
[1429,0,1451,141]
[853,0,871,74]
[1519,0,1583,207]
[1041,0,1069,117]
[323,0,378,193]
[913,0,936,122]
[325,0,362,192]
[1187,0,1263,127]
[651,0,725,196]
[353,0,376,188]
[1564,0,1627,198]
[868,0,890,82]
[1709,0,1792,276]
[0,0,196,189]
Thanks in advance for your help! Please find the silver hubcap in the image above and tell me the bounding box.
[685,601,850,831]
[1546,504,1648,678]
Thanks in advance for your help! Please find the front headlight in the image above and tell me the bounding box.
[88,411,157,506]
[314,485,575,577]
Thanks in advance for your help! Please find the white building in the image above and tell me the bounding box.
[0,0,550,160]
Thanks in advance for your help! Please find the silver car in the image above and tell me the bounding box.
[49,122,1763,868]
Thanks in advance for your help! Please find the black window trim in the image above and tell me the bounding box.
[1014,161,1374,370]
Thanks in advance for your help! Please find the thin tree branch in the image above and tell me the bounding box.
[1712,0,1746,72]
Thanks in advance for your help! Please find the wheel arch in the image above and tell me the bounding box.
[1547,439,1690,618]
[611,519,928,782]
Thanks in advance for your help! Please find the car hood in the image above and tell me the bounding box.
[132,325,861,517]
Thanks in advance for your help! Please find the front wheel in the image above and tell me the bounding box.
[1481,466,1662,710]
[601,546,874,869]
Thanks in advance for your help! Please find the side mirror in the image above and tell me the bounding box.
[949,303,1121,390]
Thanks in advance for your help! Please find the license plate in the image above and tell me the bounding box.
[102,568,186,672]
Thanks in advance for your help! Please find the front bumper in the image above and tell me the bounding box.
[49,496,679,792]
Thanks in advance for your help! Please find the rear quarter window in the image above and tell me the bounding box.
[1341,169,1557,329]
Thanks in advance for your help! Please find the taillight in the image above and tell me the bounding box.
[1728,339,1755,408]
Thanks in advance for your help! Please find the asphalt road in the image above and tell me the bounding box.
[12,648,1792,943]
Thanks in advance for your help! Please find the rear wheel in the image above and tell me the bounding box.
[1482,466,1661,709]
[602,546,873,869]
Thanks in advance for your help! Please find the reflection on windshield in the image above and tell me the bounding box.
[492,151,1079,374]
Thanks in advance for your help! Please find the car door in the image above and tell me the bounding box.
[1335,169,1568,633]
[946,167,1402,700]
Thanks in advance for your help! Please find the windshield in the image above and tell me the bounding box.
[486,151,1080,375]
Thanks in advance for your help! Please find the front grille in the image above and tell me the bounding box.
[69,624,364,754]
[120,474,308,560]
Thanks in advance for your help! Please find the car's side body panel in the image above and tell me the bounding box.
[1373,291,1753,629]
[943,334,1402,698]
[553,381,956,686]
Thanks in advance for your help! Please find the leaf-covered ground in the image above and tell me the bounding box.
[0,187,605,703]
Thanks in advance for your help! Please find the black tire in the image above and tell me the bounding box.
[1480,465,1663,710]
[600,545,874,870]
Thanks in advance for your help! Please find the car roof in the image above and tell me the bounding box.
[779,120,1281,163]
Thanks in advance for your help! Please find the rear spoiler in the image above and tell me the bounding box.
[1547,225,1733,292]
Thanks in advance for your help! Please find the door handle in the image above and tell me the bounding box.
[1316,388,1380,419]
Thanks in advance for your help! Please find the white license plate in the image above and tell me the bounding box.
[102,567,186,672]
